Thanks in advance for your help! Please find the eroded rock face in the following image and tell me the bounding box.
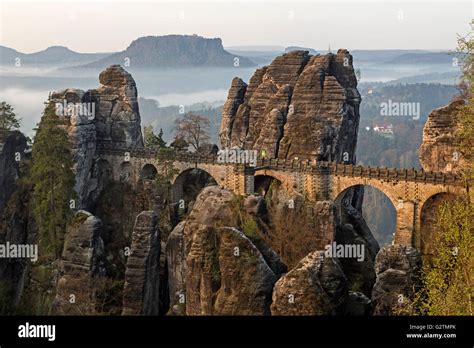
[49,65,143,210]
[0,130,27,215]
[186,226,277,315]
[54,210,105,315]
[420,99,467,172]
[166,221,186,315]
[270,251,348,315]
[371,245,422,315]
[94,65,143,147]
[334,186,380,296]
[219,49,360,162]
[346,291,371,316]
[122,211,160,315]
[176,186,282,315]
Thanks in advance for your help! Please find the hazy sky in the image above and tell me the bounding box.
[0,0,472,53]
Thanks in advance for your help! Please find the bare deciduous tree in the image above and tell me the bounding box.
[174,112,210,151]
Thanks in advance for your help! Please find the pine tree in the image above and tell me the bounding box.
[144,125,167,149]
[31,102,76,260]
[156,128,167,148]
[0,102,21,133]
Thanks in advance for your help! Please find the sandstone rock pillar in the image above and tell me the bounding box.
[122,211,160,315]
[394,200,416,246]
[54,210,105,315]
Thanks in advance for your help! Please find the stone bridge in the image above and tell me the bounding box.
[95,143,467,252]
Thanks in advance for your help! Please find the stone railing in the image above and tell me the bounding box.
[96,142,222,163]
[95,143,465,186]
[255,159,464,186]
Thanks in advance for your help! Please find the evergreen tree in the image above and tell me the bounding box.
[31,102,76,260]
[144,125,167,149]
[0,102,21,133]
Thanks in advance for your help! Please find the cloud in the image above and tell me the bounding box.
[0,88,50,137]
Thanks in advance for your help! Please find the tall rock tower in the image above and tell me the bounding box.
[48,65,144,209]
[219,49,361,163]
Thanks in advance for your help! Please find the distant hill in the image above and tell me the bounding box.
[225,45,285,52]
[226,49,281,66]
[285,46,318,55]
[0,45,110,66]
[77,35,256,69]
[387,71,460,85]
[138,97,224,143]
[359,82,458,123]
[351,50,427,63]
[386,52,454,64]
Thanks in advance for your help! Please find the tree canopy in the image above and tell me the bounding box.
[31,102,76,259]
[173,112,210,151]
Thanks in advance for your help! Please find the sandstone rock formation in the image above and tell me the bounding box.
[178,186,283,315]
[122,211,161,315]
[186,226,277,315]
[49,65,143,209]
[54,210,105,315]
[371,245,422,315]
[0,130,27,215]
[219,49,361,162]
[270,250,348,315]
[166,221,186,315]
[335,185,380,296]
[346,291,371,316]
[420,99,467,172]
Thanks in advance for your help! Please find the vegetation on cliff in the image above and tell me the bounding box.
[0,102,21,133]
[407,24,474,316]
[31,102,75,259]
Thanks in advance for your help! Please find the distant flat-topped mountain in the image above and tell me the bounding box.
[0,45,110,66]
[77,35,256,69]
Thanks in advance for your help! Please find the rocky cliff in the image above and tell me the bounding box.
[174,186,285,315]
[420,99,467,172]
[49,65,143,209]
[54,211,105,315]
[220,49,361,162]
[0,131,27,215]
[0,130,30,312]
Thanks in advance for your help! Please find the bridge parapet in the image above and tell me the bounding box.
[95,142,465,187]
[256,158,464,186]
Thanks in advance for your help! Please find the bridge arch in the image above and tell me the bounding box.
[92,158,113,183]
[334,184,397,247]
[119,162,133,183]
[416,192,458,259]
[254,169,296,194]
[140,163,158,180]
[332,177,399,209]
[254,174,282,196]
[171,168,218,208]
